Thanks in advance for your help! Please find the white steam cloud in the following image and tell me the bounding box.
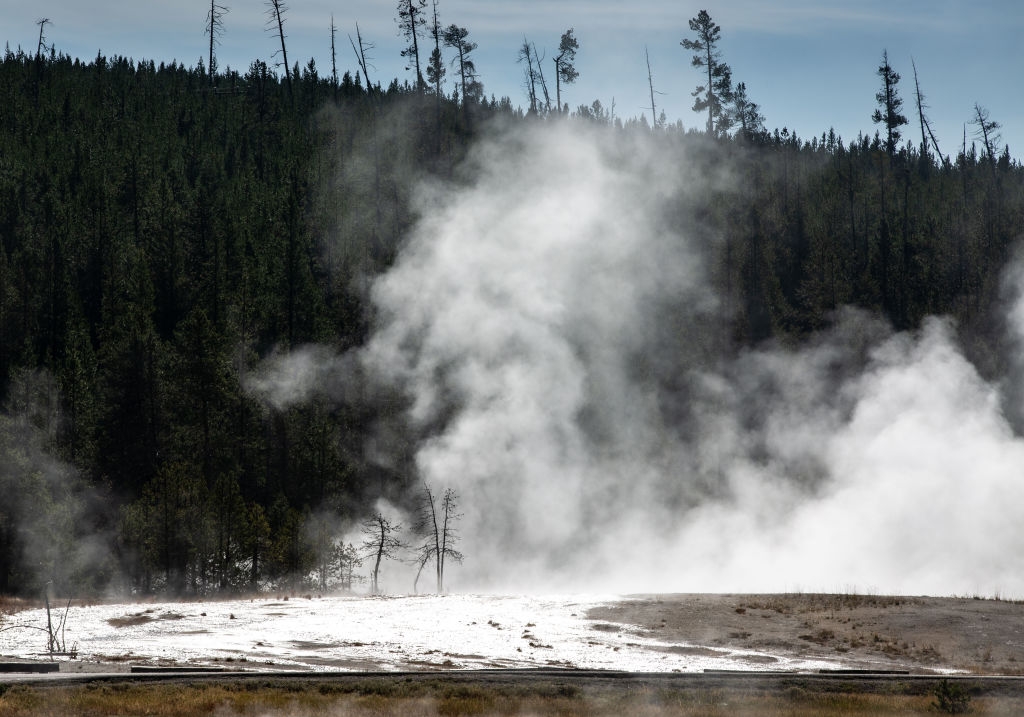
[250,121,1024,596]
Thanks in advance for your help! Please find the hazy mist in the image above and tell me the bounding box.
[248,120,1024,596]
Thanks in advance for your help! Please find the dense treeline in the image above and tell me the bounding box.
[0,42,1021,598]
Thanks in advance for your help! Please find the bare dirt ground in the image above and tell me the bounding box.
[587,593,1024,674]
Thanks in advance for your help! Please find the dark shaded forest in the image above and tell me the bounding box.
[0,22,1021,598]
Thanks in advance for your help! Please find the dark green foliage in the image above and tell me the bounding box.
[0,43,530,596]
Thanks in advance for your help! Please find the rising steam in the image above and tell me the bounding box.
[249,121,1024,596]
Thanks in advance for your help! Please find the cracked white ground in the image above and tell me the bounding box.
[0,594,842,673]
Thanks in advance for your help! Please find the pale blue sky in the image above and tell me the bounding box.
[5,1,1022,159]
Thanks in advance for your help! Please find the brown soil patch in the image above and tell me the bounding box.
[587,593,1024,674]
[107,610,188,627]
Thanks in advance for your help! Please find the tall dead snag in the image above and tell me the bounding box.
[517,39,540,114]
[418,484,463,594]
[33,18,51,99]
[35,18,51,61]
[206,0,228,83]
[972,103,1001,165]
[645,46,661,128]
[910,58,945,167]
[330,14,339,95]
[359,513,404,595]
[266,0,292,98]
[532,43,551,113]
[349,23,384,243]
[349,23,374,90]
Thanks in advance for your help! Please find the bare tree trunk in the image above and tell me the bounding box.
[268,0,292,98]
[372,532,383,594]
[330,15,338,98]
[646,46,658,128]
[36,18,50,61]
[519,39,538,114]
[209,0,216,80]
[533,43,551,113]
[350,24,374,90]
[424,485,441,592]
[554,57,561,113]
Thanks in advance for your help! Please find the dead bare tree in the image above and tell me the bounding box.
[412,549,431,594]
[349,23,374,91]
[35,18,51,61]
[0,584,75,660]
[205,0,228,82]
[330,14,339,93]
[359,513,404,595]
[348,23,384,242]
[532,43,551,113]
[645,46,663,129]
[418,484,463,593]
[517,39,539,114]
[266,0,292,98]
[972,103,1001,164]
[910,58,947,167]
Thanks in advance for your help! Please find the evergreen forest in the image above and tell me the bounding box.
[0,9,1022,598]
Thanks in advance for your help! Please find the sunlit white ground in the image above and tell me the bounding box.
[0,594,842,673]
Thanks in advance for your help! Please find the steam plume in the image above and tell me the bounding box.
[253,121,1024,596]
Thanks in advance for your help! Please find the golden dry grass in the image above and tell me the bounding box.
[0,679,1020,717]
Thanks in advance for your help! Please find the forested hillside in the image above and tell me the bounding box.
[0,41,1021,598]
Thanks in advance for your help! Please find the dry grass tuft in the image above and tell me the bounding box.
[739,593,915,615]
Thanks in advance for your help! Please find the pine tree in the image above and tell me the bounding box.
[443,25,480,124]
[871,50,908,159]
[554,28,579,114]
[681,10,732,135]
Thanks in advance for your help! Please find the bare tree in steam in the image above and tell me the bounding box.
[359,512,404,595]
[416,485,463,594]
